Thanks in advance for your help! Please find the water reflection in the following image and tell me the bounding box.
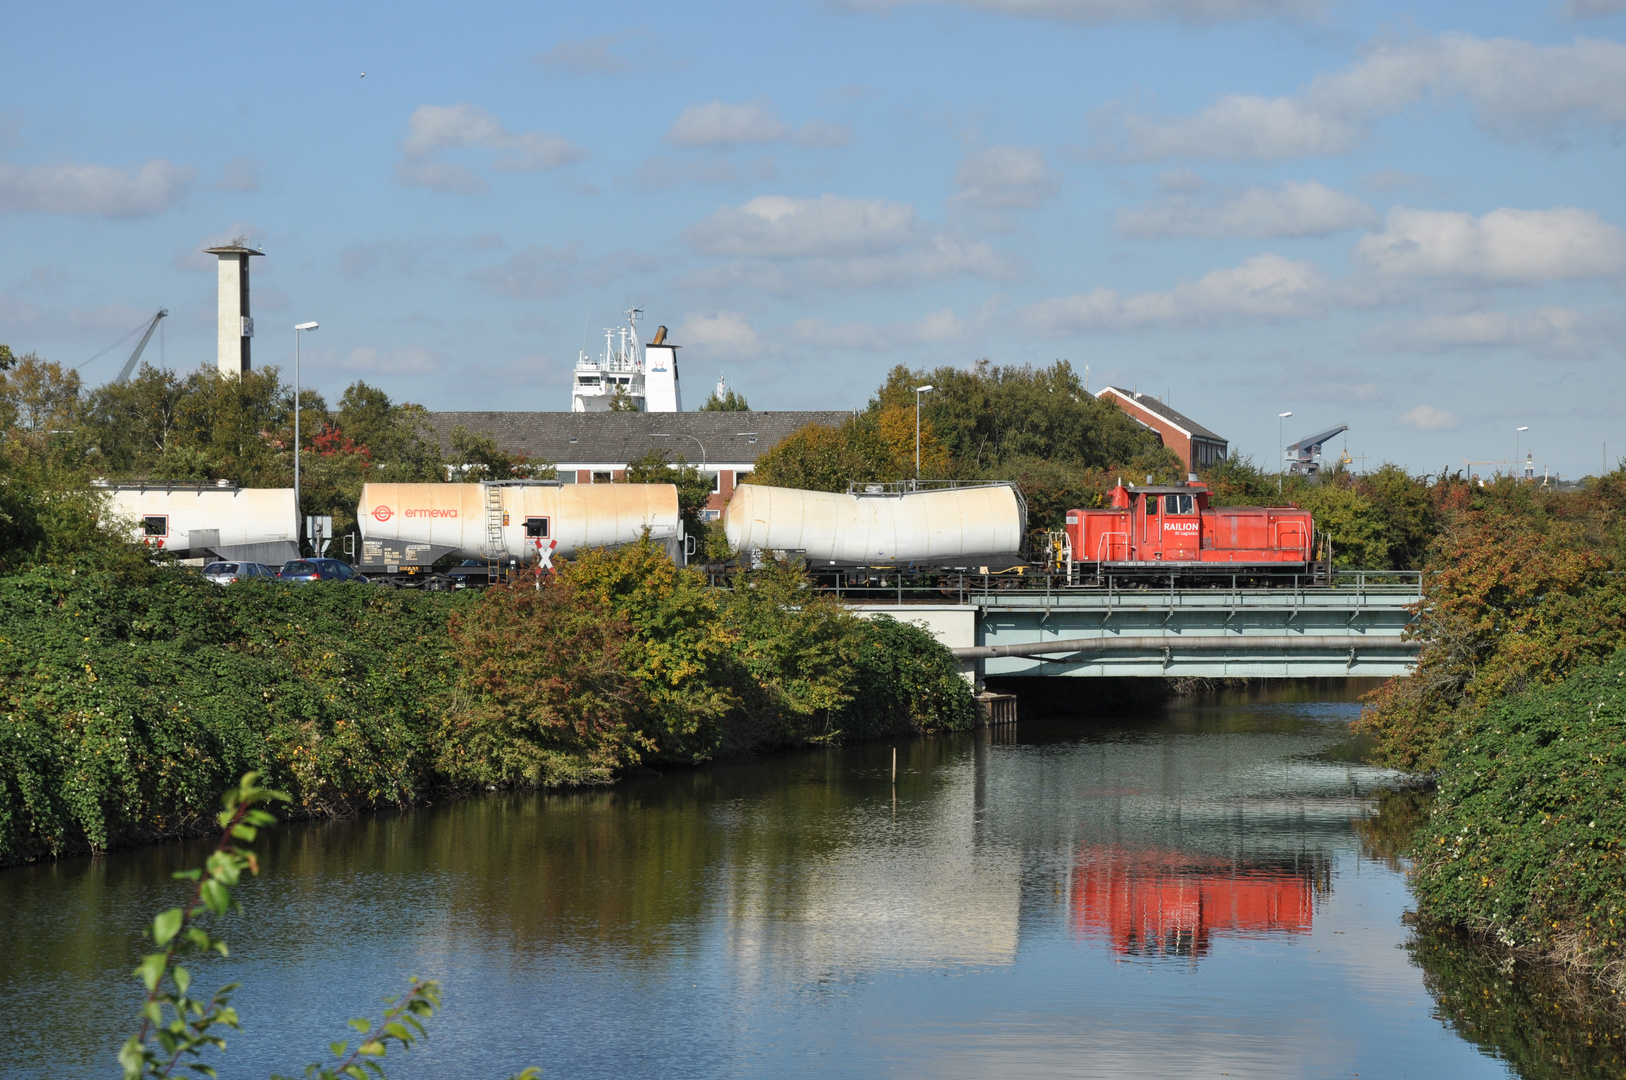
[1069,846,1326,959]
[0,688,1541,1080]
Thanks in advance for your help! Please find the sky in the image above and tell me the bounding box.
[2,0,1624,477]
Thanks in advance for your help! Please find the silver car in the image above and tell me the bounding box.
[203,561,277,585]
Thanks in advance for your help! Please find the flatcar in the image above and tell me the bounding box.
[1060,479,1324,583]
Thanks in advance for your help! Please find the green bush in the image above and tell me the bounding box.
[1409,650,1626,992]
[0,543,978,867]
[0,568,462,863]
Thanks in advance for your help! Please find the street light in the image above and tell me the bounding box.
[293,322,319,550]
[915,384,935,482]
[1516,426,1529,479]
[1278,412,1293,494]
[650,432,707,470]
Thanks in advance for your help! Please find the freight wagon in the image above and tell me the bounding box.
[723,482,1027,569]
[356,480,684,586]
[99,481,300,565]
[1060,479,1326,583]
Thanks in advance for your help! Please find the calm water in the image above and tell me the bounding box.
[2,689,1606,1079]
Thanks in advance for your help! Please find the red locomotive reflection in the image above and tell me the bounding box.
[1069,845,1326,958]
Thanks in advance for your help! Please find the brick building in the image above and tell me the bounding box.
[1097,387,1228,472]
[422,410,850,518]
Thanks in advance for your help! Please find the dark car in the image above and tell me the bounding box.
[278,558,369,584]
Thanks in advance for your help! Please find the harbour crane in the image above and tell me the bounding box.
[116,308,168,383]
[1286,423,1349,476]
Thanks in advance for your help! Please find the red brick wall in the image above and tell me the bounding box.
[1106,394,1195,471]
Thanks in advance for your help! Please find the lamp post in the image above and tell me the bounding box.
[1277,412,1293,494]
[915,384,935,483]
[293,322,319,550]
[1516,426,1529,479]
[650,432,707,472]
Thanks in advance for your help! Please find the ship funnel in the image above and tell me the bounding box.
[651,325,668,346]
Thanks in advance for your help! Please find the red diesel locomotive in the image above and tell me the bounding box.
[1062,480,1322,581]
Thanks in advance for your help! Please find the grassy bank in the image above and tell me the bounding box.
[0,545,975,867]
[1404,652,1626,996]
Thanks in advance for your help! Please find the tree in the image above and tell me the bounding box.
[0,354,82,437]
[446,425,554,481]
[699,387,750,411]
[623,448,713,530]
[749,415,893,492]
[869,360,1160,472]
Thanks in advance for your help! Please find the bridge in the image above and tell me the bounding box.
[848,571,1421,680]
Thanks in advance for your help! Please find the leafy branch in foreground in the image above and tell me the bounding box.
[118,772,538,1080]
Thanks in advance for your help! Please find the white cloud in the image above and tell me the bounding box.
[211,156,262,193]
[337,346,439,375]
[1365,307,1617,357]
[686,194,920,258]
[681,195,1018,295]
[1113,95,1360,160]
[952,145,1058,210]
[1020,253,1324,335]
[532,30,651,73]
[1355,206,1626,281]
[667,101,789,147]
[789,308,966,351]
[395,104,586,193]
[0,159,194,218]
[836,0,1319,23]
[664,101,850,148]
[469,244,582,297]
[469,244,653,298]
[676,312,765,359]
[1396,404,1459,431]
[1103,32,1626,161]
[1116,180,1376,238]
[633,154,777,189]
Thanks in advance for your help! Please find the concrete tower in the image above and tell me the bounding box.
[205,242,264,376]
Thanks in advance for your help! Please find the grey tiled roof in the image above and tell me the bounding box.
[422,410,855,466]
[1098,387,1226,443]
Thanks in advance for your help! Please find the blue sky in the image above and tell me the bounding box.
[3,0,1624,476]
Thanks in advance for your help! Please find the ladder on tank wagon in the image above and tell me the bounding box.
[482,483,504,580]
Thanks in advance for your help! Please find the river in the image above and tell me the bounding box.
[2,685,1618,1079]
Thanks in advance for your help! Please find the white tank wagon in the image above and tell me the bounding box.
[356,481,685,576]
[724,482,1026,567]
[99,482,299,564]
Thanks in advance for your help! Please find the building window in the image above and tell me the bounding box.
[525,517,549,538]
[142,515,168,537]
[734,471,751,486]
[703,509,721,522]
[707,471,720,494]
[592,471,612,484]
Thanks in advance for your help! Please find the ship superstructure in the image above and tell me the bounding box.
[572,308,647,412]
[570,307,683,413]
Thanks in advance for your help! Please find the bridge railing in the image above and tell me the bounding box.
[702,566,1422,606]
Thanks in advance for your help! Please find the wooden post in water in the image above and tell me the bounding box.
[891,747,897,784]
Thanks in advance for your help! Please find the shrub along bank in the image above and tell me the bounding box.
[1406,652,1626,996]
[0,543,975,867]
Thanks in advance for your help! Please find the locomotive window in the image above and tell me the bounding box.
[142,515,167,537]
[1166,494,1194,515]
[1145,495,1157,515]
[525,516,549,538]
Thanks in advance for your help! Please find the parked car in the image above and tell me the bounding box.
[278,558,370,585]
[202,561,277,585]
